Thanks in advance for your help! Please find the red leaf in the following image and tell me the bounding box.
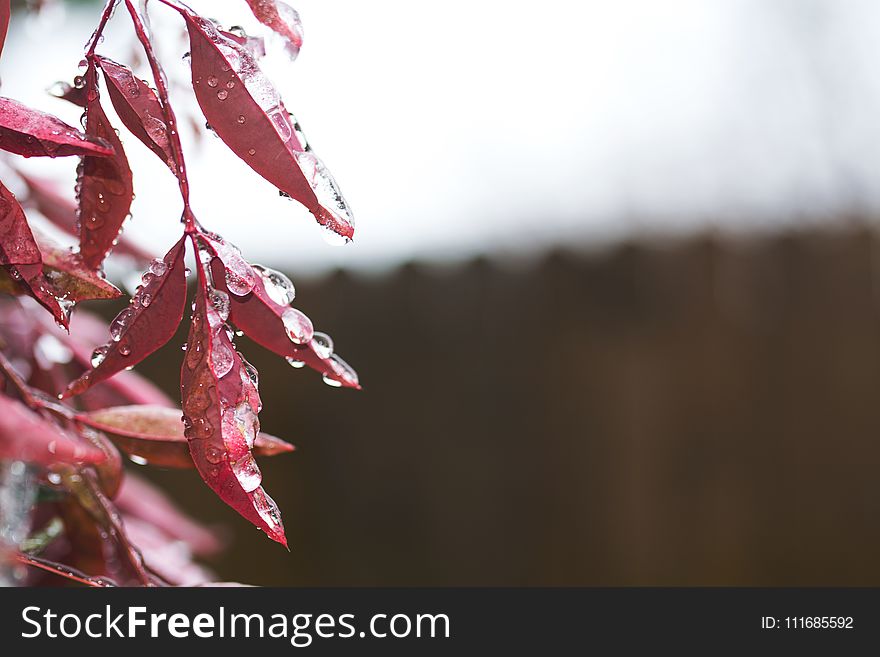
[77,63,134,269]
[0,0,9,60]
[18,172,153,262]
[0,97,114,158]
[32,228,122,302]
[96,56,176,172]
[199,231,360,389]
[0,180,70,327]
[0,393,105,466]
[63,235,188,398]
[76,404,294,469]
[243,0,303,59]
[163,1,355,241]
[181,259,287,546]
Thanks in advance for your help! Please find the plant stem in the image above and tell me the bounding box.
[86,0,120,56]
[122,0,194,230]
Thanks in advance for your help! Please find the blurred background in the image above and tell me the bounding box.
[5,0,880,585]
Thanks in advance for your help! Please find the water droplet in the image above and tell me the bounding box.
[211,340,234,378]
[209,288,230,321]
[322,373,343,388]
[217,90,229,101]
[207,75,219,87]
[252,264,295,305]
[295,152,355,239]
[73,75,85,89]
[90,346,109,368]
[248,148,256,156]
[232,454,262,492]
[311,331,334,359]
[140,293,152,307]
[326,354,359,388]
[285,357,305,369]
[109,308,135,341]
[225,266,256,297]
[268,108,292,141]
[226,80,235,89]
[282,308,313,345]
[118,339,132,357]
[129,454,148,466]
[237,115,246,124]
[149,258,168,276]
[205,443,224,463]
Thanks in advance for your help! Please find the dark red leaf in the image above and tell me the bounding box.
[0,0,9,60]
[0,180,70,327]
[243,0,302,59]
[77,62,134,269]
[0,97,114,158]
[63,235,188,398]
[181,258,287,546]
[0,393,105,466]
[163,0,355,241]
[199,231,359,388]
[18,172,153,262]
[48,79,88,108]
[96,55,176,172]
[76,404,294,469]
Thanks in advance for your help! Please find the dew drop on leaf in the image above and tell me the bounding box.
[252,264,295,305]
[285,357,305,369]
[232,454,262,493]
[281,307,313,345]
[209,288,231,321]
[211,340,235,378]
[311,331,334,359]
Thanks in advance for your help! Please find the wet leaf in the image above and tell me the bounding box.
[181,258,287,546]
[96,55,175,172]
[243,0,303,59]
[200,231,360,389]
[33,228,121,301]
[77,62,135,269]
[63,236,188,398]
[0,393,105,466]
[163,1,355,241]
[0,180,70,327]
[76,404,294,469]
[0,96,114,158]
[18,171,153,262]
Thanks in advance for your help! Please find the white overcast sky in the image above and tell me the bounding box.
[4,0,880,273]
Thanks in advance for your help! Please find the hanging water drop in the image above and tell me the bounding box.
[282,308,313,345]
[311,331,334,359]
[252,264,295,305]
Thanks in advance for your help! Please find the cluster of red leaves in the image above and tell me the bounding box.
[0,0,358,586]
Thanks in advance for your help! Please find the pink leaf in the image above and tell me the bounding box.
[243,0,303,60]
[77,62,134,269]
[0,180,70,327]
[199,230,360,389]
[0,393,105,466]
[0,97,114,158]
[76,404,294,469]
[63,235,188,398]
[96,56,176,172]
[181,257,287,546]
[163,1,355,242]
[116,473,221,556]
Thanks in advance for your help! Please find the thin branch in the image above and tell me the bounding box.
[122,0,193,228]
[13,553,116,587]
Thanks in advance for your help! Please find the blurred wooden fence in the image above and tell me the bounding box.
[138,226,880,585]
